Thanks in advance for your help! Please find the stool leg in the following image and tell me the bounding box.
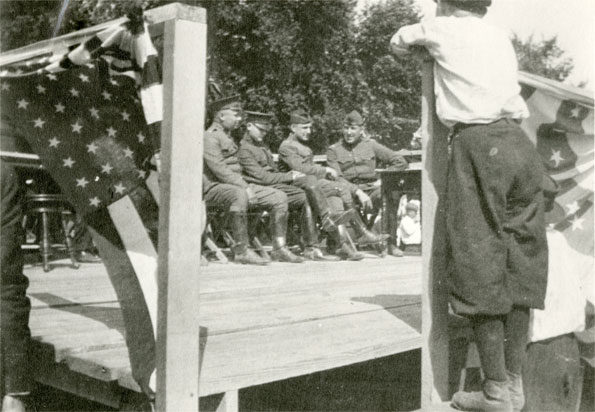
[61,214,80,269]
[41,211,51,272]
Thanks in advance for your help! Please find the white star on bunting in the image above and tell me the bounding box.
[114,183,126,194]
[101,163,113,174]
[55,103,65,113]
[550,149,564,167]
[137,132,146,143]
[102,90,112,100]
[17,99,29,109]
[69,88,80,97]
[63,157,75,168]
[89,107,100,119]
[570,216,584,231]
[1,83,9,91]
[33,118,45,128]
[48,137,60,148]
[76,177,89,188]
[89,197,101,207]
[79,73,90,82]
[46,73,57,81]
[71,121,83,133]
[106,127,117,137]
[36,84,46,94]
[123,147,134,158]
[565,201,580,216]
[86,142,98,154]
[121,111,130,121]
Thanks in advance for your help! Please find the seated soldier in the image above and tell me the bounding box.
[203,96,302,265]
[326,110,408,213]
[278,109,389,259]
[238,111,340,261]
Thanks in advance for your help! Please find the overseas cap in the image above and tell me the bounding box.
[343,110,364,126]
[290,109,312,125]
[245,111,274,130]
[210,95,242,114]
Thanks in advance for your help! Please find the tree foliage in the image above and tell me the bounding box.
[3,1,576,154]
[512,34,574,83]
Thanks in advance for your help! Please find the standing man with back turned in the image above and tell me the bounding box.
[391,1,548,411]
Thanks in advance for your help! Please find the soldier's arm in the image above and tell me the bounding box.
[278,143,327,179]
[238,147,293,185]
[325,146,343,177]
[203,135,248,188]
[373,140,408,170]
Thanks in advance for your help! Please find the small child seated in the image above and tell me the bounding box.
[398,201,421,253]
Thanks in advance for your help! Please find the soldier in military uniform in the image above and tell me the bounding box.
[238,111,341,261]
[278,109,388,259]
[326,110,408,213]
[203,96,303,264]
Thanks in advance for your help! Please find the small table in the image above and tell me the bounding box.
[377,163,422,255]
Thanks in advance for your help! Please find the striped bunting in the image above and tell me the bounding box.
[0,18,163,394]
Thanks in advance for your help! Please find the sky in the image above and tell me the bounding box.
[358,0,595,89]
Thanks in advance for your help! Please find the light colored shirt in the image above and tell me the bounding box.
[391,16,529,127]
[398,215,421,245]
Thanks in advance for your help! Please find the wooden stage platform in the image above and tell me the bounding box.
[25,255,422,408]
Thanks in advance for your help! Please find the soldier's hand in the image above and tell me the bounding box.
[356,189,373,211]
[245,187,256,204]
[325,167,338,180]
[291,171,306,180]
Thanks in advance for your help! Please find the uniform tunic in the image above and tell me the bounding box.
[278,135,354,210]
[326,137,408,209]
[237,136,307,210]
[203,121,287,214]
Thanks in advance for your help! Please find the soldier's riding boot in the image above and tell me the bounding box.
[304,185,339,233]
[335,224,364,261]
[301,204,340,261]
[346,208,390,245]
[230,212,269,265]
[269,211,304,263]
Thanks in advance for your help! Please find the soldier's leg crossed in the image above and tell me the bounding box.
[249,184,302,263]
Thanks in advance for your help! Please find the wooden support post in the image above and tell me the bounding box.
[420,61,452,408]
[156,4,207,412]
[215,391,239,412]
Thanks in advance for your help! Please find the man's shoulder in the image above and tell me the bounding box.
[205,123,226,139]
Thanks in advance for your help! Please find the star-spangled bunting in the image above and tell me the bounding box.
[0,19,165,388]
[519,73,594,258]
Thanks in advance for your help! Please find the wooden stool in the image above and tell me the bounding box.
[22,194,80,272]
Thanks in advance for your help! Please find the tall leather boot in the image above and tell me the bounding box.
[303,184,340,233]
[301,204,340,261]
[230,212,269,265]
[335,224,364,261]
[269,210,304,263]
[346,209,390,245]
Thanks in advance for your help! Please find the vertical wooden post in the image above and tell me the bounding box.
[420,61,452,408]
[156,5,207,412]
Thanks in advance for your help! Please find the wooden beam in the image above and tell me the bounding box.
[420,61,451,407]
[156,5,207,412]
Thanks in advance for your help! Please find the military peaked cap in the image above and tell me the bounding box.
[290,109,312,125]
[210,94,242,114]
[245,111,274,130]
[343,110,364,126]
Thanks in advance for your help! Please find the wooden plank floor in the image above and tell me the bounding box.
[25,254,421,407]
